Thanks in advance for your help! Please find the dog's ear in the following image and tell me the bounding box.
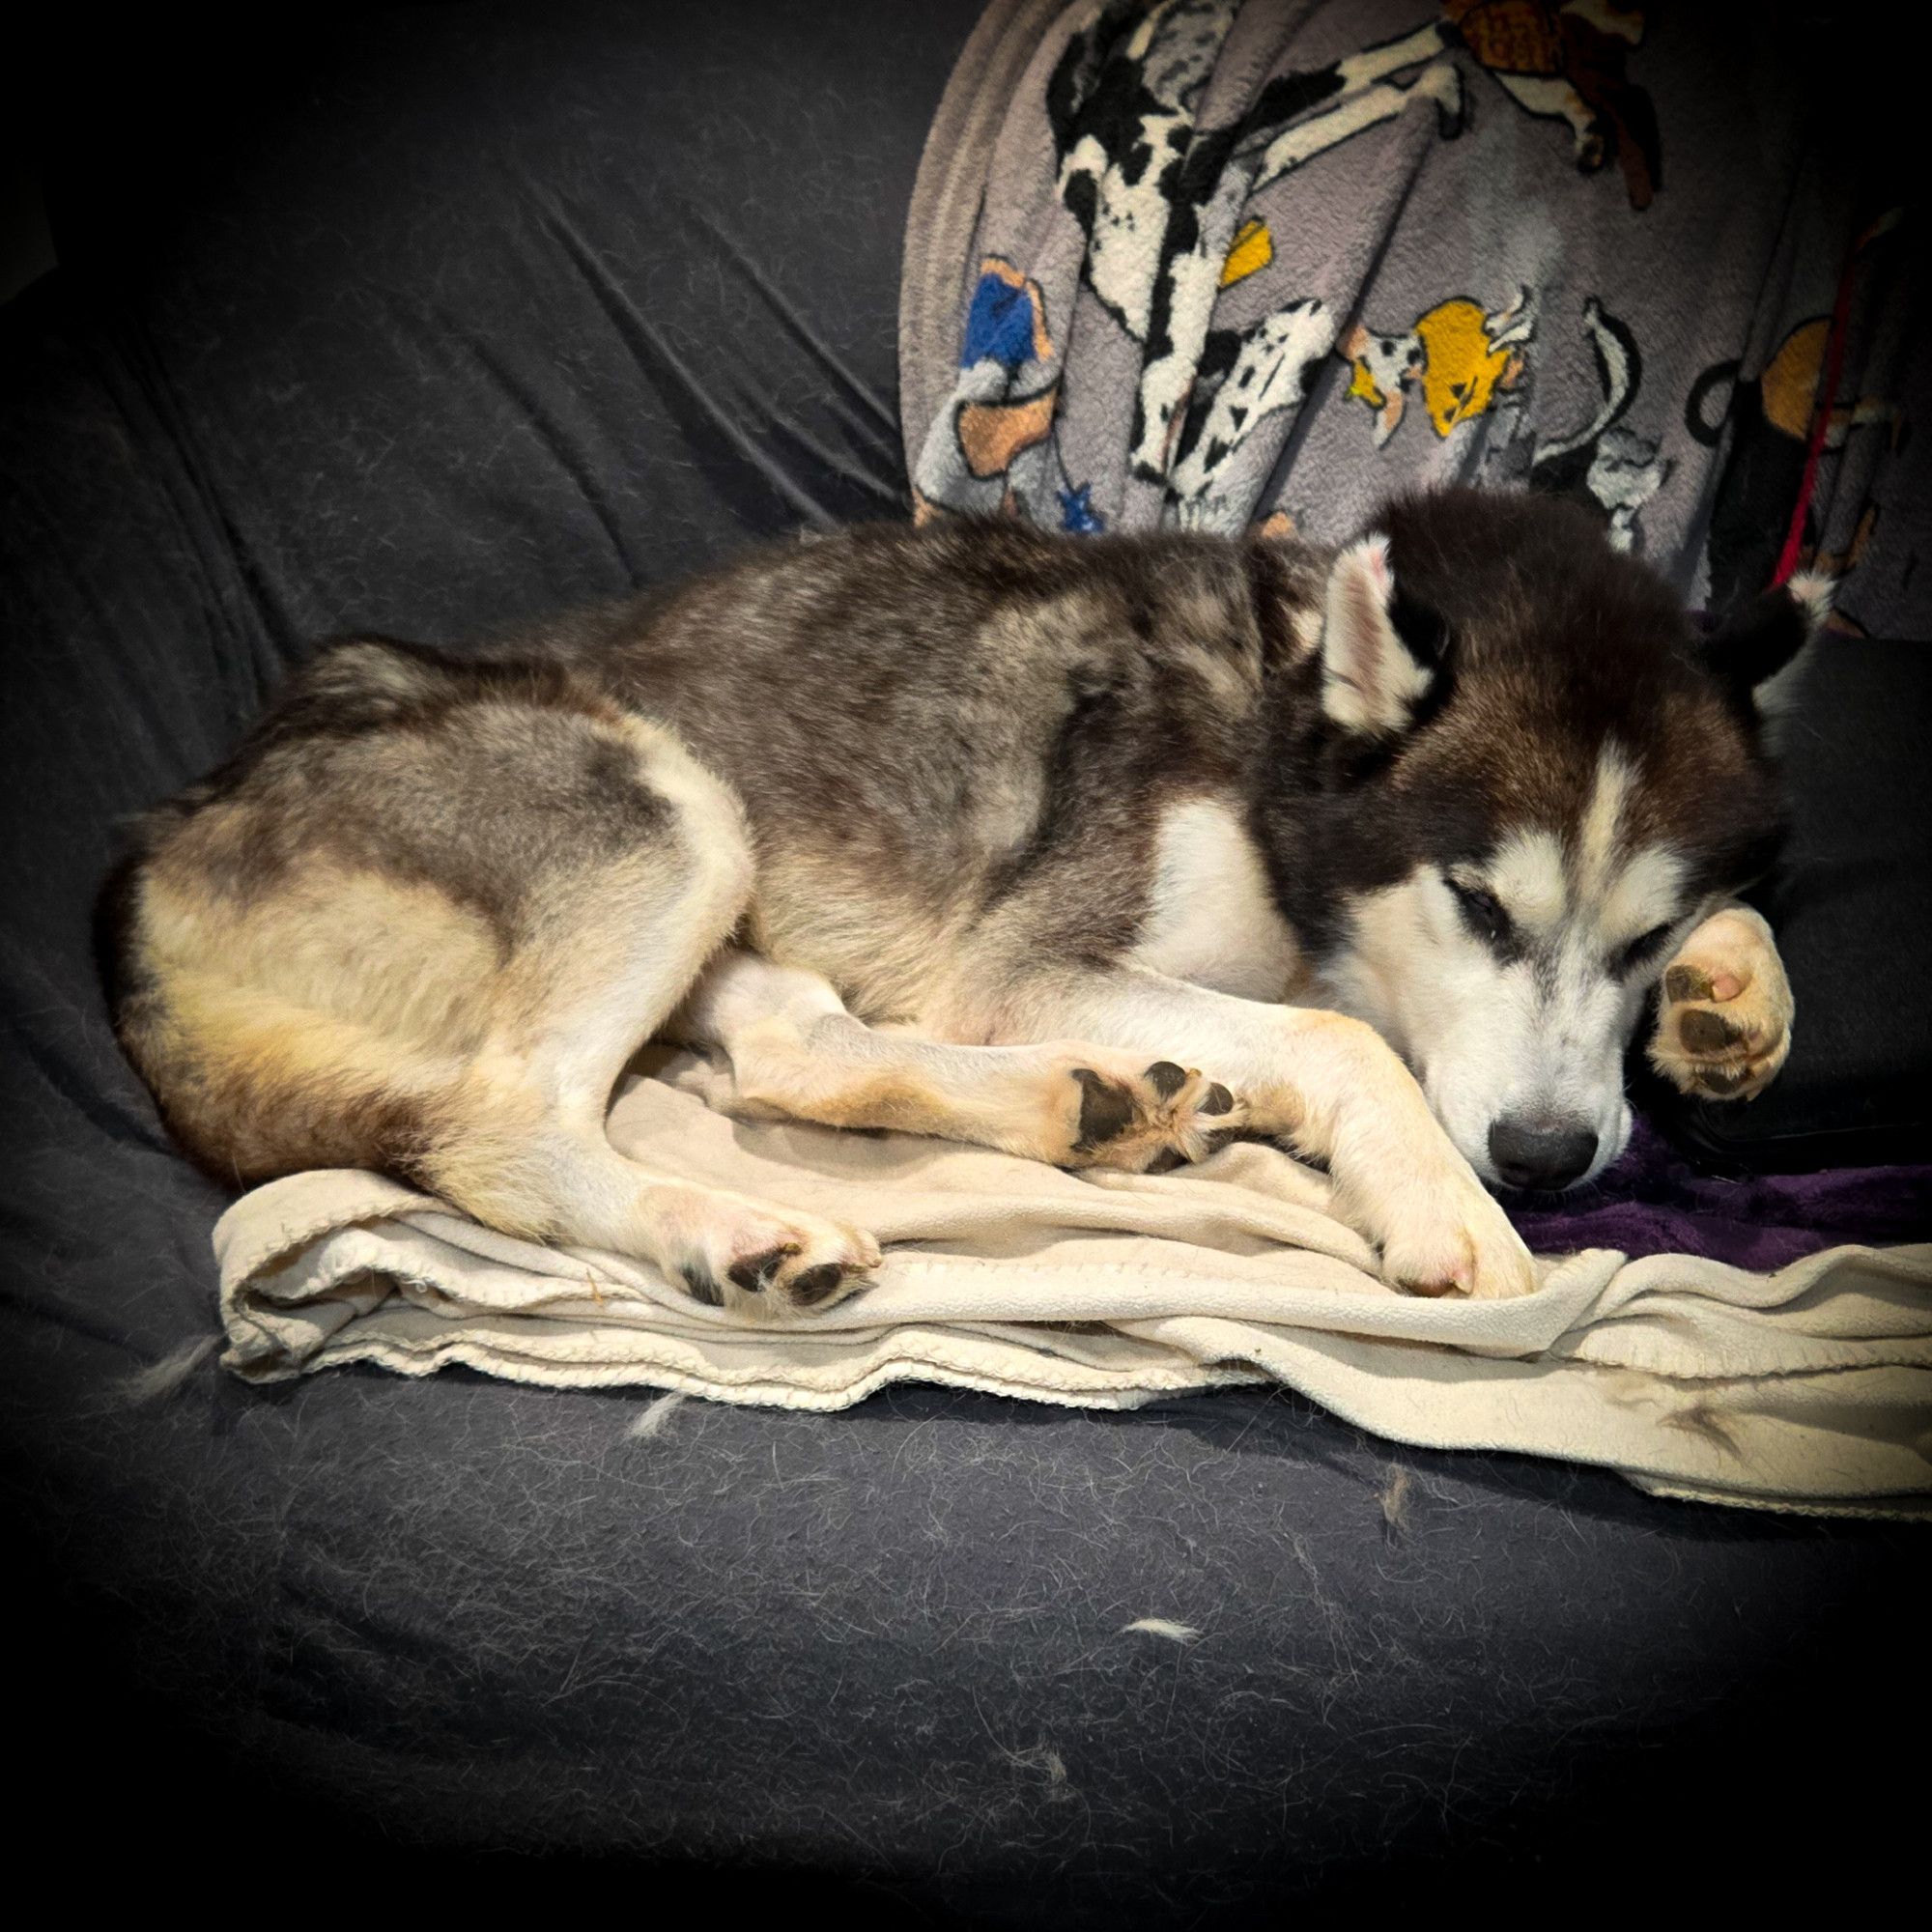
[1701,571,1833,723]
[1318,536,1448,737]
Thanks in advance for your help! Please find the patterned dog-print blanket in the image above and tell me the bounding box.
[899,0,1921,633]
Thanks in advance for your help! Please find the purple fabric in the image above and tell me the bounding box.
[1506,1117,1932,1269]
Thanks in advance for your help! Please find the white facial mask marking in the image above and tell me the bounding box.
[1320,770,1694,1191]
[1575,746,1634,903]
[1486,829,1568,935]
[1598,844,1687,953]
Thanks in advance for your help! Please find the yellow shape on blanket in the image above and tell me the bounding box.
[1221,219,1272,287]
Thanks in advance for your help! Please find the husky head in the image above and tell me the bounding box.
[1259,488,1829,1192]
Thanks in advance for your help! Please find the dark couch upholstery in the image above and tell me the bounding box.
[4,4,1925,1918]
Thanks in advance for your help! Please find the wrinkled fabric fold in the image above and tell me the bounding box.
[216,1061,1932,1518]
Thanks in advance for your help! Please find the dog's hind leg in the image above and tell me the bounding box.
[431,1103,882,1317]
[120,651,879,1317]
[948,966,1537,1299]
[668,951,1245,1173]
[421,752,881,1317]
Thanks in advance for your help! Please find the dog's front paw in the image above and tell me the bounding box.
[1648,906,1792,1101]
[1374,1169,1539,1301]
[1048,1049,1246,1174]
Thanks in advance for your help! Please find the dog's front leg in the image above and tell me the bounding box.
[976,969,1538,1299]
[669,950,1243,1171]
[1649,904,1794,1101]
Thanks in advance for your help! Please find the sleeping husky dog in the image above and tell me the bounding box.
[103,489,1828,1314]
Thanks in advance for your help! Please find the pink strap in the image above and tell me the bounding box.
[1772,236,1861,585]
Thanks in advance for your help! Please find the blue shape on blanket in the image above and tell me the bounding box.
[961,270,1039,373]
[1058,483,1105,533]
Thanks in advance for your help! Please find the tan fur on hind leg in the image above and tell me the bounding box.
[405,765,881,1314]
[114,664,881,1315]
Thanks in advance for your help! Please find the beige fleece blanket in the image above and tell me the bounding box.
[216,1053,1932,1519]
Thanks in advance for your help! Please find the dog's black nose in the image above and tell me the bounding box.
[1487,1117,1598,1191]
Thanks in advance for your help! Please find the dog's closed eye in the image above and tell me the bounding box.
[1613,922,1676,978]
[1447,876,1514,950]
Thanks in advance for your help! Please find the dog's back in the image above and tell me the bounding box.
[553,519,1325,1019]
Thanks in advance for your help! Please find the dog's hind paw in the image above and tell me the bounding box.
[674,1200,881,1319]
[1048,1048,1245,1174]
[1648,906,1792,1102]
